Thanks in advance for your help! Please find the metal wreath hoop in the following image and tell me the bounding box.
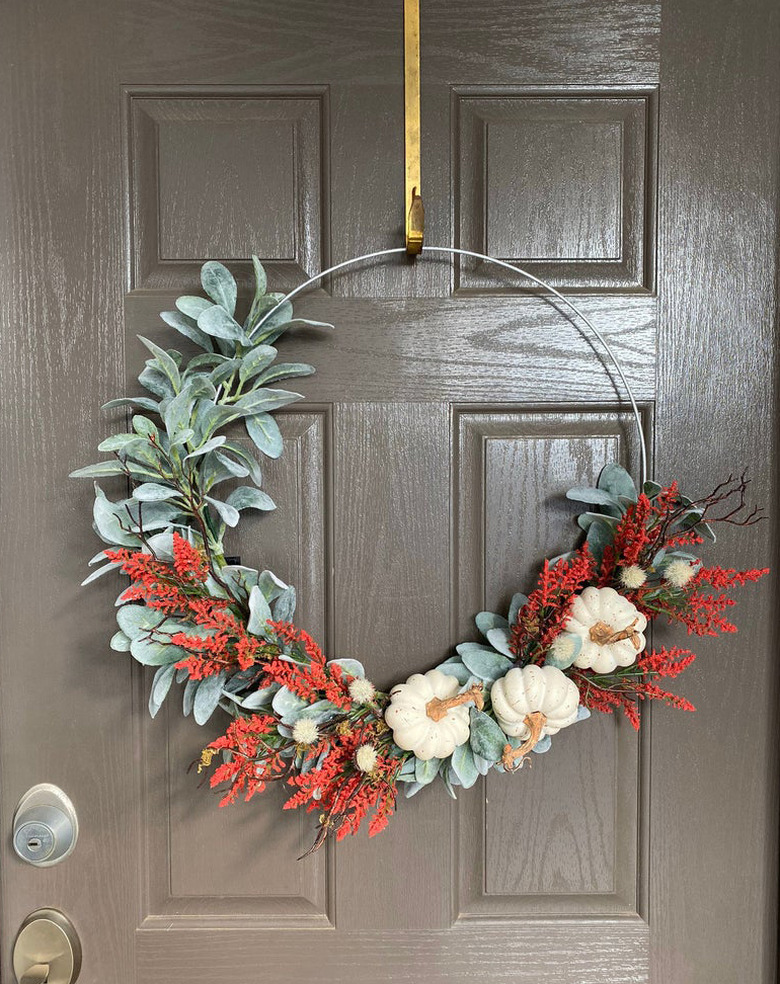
[251,245,648,486]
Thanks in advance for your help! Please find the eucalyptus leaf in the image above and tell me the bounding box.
[239,685,277,709]
[81,561,121,585]
[130,635,185,667]
[272,685,308,723]
[184,435,227,459]
[214,451,250,479]
[433,658,473,686]
[328,658,365,678]
[116,604,162,639]
[102,396,160,413]
[598,462,637,501]
[110,631,132,652]
[182,678,198,717]
[566,486,622,508]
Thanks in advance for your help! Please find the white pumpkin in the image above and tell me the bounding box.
[564,586,647,673]
[385,669,472,761]
[490,665,580,740]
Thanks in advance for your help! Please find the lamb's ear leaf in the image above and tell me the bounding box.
[246,413,284,459]
[247,585,273,636]
[486,627,514,658]
[176,295,212,320]
[193,671,227,725]
[205,495,240,528]
[451,742,480,789]
[456,643,512,683]
[149,664,177,718]
[102,396,161,413]
[201,261,237,317]
[137,336,182,391]
[160,310,214,352]
[507,592,528,625]
[239,344,277,384]
[226,486,276,513]
[475,611,509,636]
[70,460,127,479]
[197,305,247,344]
[468,708,505,762]
[414,756,442,786]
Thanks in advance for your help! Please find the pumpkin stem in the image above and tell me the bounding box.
[588,617,642,649]
[501,711,547,771]
[426,683,484,722]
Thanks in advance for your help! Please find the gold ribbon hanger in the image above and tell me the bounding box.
[404,0,424,253]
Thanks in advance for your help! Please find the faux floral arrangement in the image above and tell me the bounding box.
[72,259,767,854]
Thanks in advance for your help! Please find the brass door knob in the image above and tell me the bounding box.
[13,909,81,984]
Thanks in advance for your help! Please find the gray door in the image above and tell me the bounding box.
[1,1,777,981]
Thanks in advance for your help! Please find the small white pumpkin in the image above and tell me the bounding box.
[491,665,580,740]
[385,669,471,761]
[564,586,647,673]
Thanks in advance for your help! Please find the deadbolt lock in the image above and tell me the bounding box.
[12,785,78,867]
[13,909,81,984]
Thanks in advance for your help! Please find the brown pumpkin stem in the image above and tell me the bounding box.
[501,711,547,771]
[588,617,642,650]
[426,683,484,722]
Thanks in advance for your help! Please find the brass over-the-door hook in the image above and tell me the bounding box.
[404,0,424,253]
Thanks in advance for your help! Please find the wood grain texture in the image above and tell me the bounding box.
[126,292,658,403]
[652,0,780,980]
[0,3,137,983]
[331,403,454,930]
[3,0,777,980]
[136,921,650,984]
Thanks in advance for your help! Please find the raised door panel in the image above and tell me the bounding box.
[454,410,647,919]
[140,411,332,926]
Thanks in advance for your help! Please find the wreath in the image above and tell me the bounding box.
[72,257,768,855]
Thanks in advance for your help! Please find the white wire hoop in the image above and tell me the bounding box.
[250,245,648,486]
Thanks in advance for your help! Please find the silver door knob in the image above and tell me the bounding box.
[12,784,78,866]
[13,909,81,984]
